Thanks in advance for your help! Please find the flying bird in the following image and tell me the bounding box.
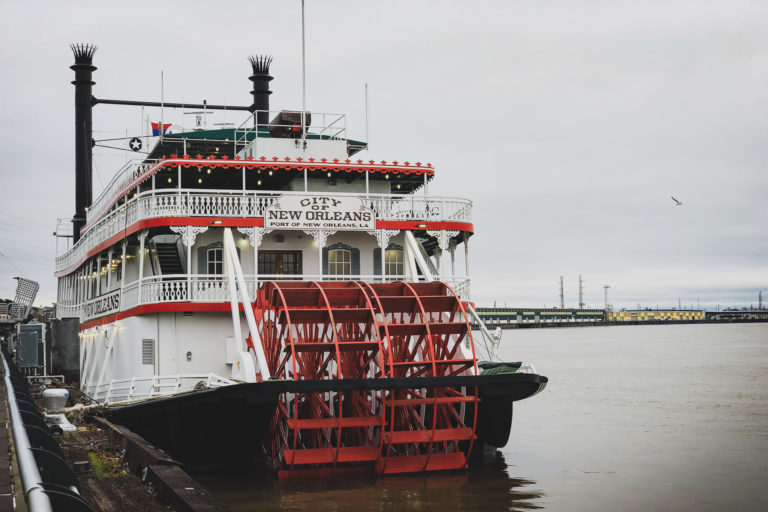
[671,196,682,205]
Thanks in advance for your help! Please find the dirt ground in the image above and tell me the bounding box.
[40,381,178,512]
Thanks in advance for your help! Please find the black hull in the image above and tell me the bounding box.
[105,373,548,468]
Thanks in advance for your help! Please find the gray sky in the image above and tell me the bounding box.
[0,0,766,309]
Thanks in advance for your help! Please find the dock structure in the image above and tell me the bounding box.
[474,306,767,329]
[608,309,705,322]
[475,307,606,326]
[705,309,768,321]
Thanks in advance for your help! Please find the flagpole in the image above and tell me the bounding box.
[365,82,369,151]
[301,0,306,147]
[160,70,164,141]
[301,0,308,191]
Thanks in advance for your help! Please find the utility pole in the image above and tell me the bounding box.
[559,276,564,309]
[603,284,610,310]
[578,275,585,309]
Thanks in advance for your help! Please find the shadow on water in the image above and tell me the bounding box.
[192,452,543,512]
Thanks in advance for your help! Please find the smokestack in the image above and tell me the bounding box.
[70,43,97,243]
[248,55,273,126]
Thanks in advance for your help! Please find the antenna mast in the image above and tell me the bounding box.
[365,82,369,150]
[578,275,585,309]
[559,276,564,309]
[301,0,307,149]
[604,284,610,310]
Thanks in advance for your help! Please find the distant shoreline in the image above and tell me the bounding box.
[471,318,768,330]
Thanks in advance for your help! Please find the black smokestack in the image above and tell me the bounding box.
[248,55,273,126]
[70,43,96,243]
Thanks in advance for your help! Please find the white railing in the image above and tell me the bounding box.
[86,373,236,404]
[87,158,163,225]
[57,189,473,273]
[57,274,471,322]
[234,110,347,153]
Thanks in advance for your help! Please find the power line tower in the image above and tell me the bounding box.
[578,275,585,309]
[559,276,565,309]
[603,284,611,310]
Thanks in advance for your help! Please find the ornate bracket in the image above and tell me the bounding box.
[136,230,149,243]
[170,225,208,247]
[427,230,459,252]
[366,229,400,248]
[304,230,336,248]
[237,227,272,248]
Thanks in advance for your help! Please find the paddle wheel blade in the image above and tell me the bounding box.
[255,280,479,478]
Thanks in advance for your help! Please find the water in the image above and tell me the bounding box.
[194,323,768,511]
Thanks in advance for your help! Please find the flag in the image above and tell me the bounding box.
[151,122,172,136]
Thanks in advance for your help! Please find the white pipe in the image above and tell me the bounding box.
[223,229,271,380]
[224,230,243,348]
[3,353,54,511]
[404,231,434,282]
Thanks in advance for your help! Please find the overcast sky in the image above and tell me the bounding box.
[0,0,766,310]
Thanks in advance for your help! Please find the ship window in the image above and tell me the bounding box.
[374,243,404,277]
[328,248,351,277]
[142,339,155,365]
[385,245,404,276]
[259,251,303,277]
[207,248,223,274]
[322,243,359,279]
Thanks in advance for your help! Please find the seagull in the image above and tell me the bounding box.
[671,196,682,205]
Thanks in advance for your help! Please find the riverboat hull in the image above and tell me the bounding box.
[105,372,547,473]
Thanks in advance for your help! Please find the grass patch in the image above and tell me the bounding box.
[88,450,127,478]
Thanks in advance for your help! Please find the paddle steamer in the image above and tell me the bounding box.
[55,44,547,476]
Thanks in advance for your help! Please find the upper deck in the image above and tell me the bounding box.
[56,114,473,276]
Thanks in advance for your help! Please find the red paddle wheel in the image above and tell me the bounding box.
[255,280,479,478]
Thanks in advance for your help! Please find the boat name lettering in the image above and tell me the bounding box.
[84,291,121,321]
[265,195,376,230]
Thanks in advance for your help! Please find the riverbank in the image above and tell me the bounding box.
[472,318,768,329]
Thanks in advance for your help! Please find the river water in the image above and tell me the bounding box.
[195,323,768,511]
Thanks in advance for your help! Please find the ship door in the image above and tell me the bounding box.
[259,251,302,279]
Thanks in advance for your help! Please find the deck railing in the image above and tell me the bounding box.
[85,373,236,404]
[57,275,471,322]
[57,189,472,273]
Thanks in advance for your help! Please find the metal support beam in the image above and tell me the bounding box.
[94,97,251,111]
